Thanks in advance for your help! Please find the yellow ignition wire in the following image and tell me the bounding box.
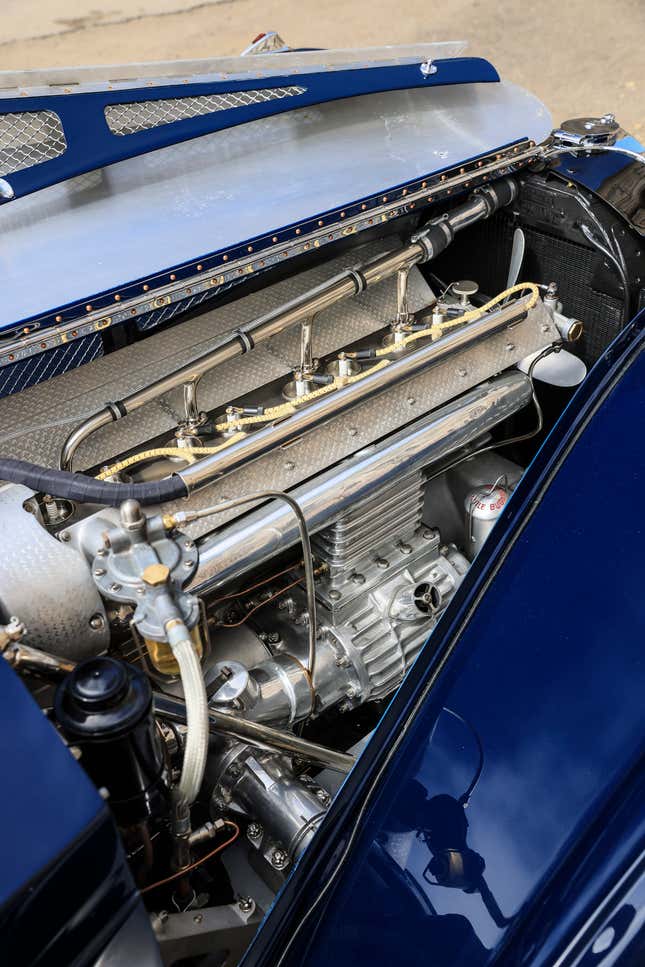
[95,432,246,480]
[372,282,540,356]
[95,283,540,482]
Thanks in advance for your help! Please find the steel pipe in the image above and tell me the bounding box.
[179,293,534,493]
[193,371,533,593]
[154,693,355,774]
[59,178,517,471]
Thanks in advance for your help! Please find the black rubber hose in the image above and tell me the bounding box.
[0,458,188,506]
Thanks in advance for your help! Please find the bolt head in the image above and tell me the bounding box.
[142,563,170,587]
[246,822,263,841]
[329,589,341,601]
[270,848,289,870]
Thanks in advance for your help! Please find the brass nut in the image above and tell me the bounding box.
[142,563,170,587]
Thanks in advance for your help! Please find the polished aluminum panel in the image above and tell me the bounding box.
[0,81,551,328]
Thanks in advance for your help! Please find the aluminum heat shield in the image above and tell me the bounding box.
[0,238,431,469]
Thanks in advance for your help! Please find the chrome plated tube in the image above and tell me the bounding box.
[154,693,355,773]
[59,179,517,471]
[179,294,534,493]
[192,371,533,593]
[1,641,75,681]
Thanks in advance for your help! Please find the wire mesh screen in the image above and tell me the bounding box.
[0,110,67,176]
[105,86,307,136]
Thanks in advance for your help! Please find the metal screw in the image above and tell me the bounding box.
[246,822,263,842]
[94,568,106,577]
[89,613,105,631]
[407,396,416,405]
[270,848,289,870]
[238,896,254,914]
[184,560,195,568]
[457,366,468,378]
[420,60,437,77]
[375,557,390,569]
[351,572,365,585]
[59,530,71,543]
[329,589,341,601]
[96,547,107,557]
[505,342,515,352]
[109,583,121,593]
[184,540,193,549]
[284,460,296,471]
[316,788,331,806]
[193,913,203,924]
[397,541,412,555]
[421,528,436,540]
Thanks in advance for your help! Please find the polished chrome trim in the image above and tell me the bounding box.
[192,371,534,592]
[179,294,535,493]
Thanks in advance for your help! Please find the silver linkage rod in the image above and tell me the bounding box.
[154,692,355,774]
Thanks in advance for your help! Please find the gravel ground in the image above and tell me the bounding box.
[2,0,643,135]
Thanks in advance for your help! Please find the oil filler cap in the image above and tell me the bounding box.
[69,657,128,710]
[55,656,151,739]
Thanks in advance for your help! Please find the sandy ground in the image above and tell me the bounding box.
[1,0,643,135]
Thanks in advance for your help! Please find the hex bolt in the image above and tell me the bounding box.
[270,848,289,870]
[351,572,366,585]
[59,530,71,543]
[316,788,331,806]
[109,583,122,593]
[89,613,105,631]
[397,541,412,555]
[246,822,263,842]
[94,568,106,577]
[375,557,390,569]
[238,896,254,914]
[329,589,342,601]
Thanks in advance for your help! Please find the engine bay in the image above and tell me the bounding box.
[0,164,642,965]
